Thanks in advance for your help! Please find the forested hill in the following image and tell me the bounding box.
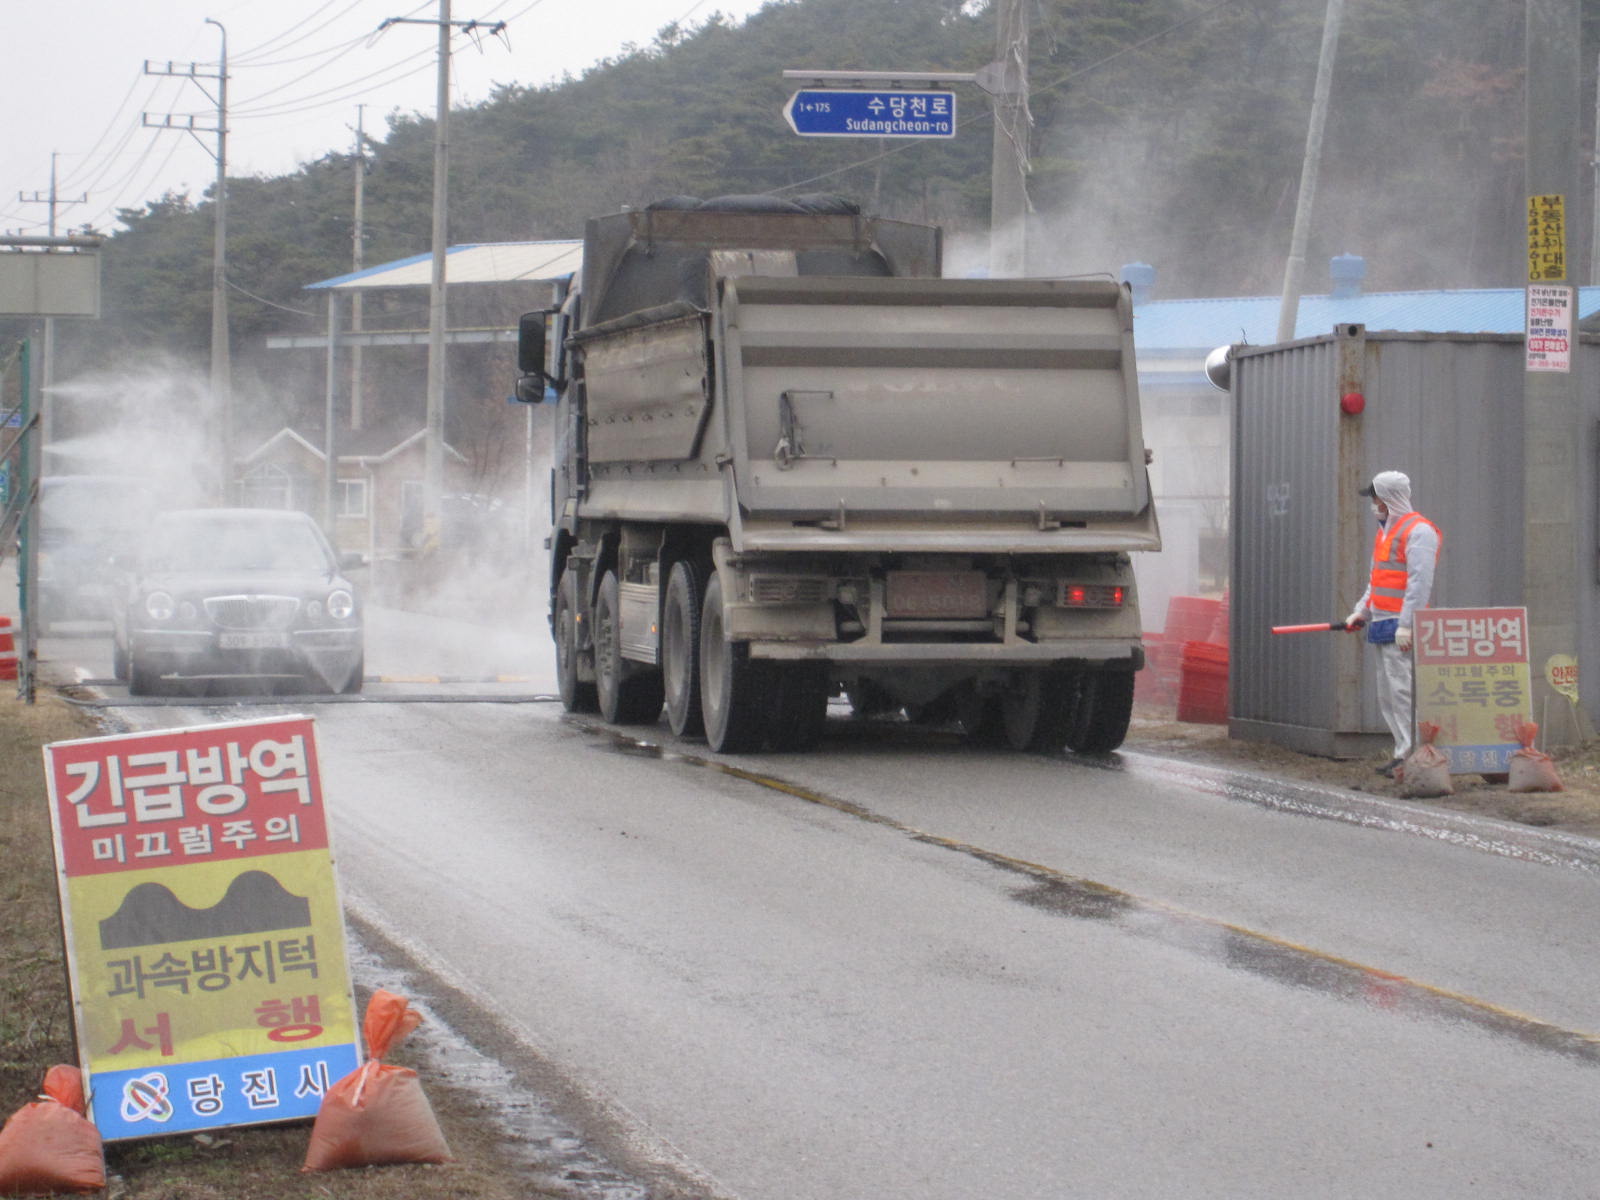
[34,0,1600,367]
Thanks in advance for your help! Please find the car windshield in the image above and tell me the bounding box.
[143,516,333,574]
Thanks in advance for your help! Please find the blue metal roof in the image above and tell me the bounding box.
[1131,286,1600,352]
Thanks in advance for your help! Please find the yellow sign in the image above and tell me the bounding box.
[1546,653,1580,701]
[1415,608,1531,774]
[44,716,360,1141]
[1527,194,1566,282]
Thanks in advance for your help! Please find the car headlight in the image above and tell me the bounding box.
[144,591,175,621]
[326,589,356,621]
[178,601,198,621]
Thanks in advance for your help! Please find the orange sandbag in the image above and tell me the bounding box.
[0,1065,105,1196]
[1509,721,1564,793]
[303,990,452,1172]
[1398,722,1453,798]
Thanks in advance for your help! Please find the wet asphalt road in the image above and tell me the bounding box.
[37,610,1600,1198]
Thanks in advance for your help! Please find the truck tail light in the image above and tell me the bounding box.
[1058,583,1125,609]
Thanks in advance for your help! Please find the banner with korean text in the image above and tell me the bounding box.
[43,715,360,1141]
[1414,607,1531,775]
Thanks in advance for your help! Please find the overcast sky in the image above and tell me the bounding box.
[1,0,775,237]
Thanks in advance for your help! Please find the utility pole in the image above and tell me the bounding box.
[379,5,505,552]
[1591,49,1600,286]
[144,20,230,502]
[987,0,1030,278]
[1523,0,1590,747]
[17,152,87,444]
[1276,0,1345,343]
[351,104,368,432]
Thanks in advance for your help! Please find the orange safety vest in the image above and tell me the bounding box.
[1369,511,1440,615]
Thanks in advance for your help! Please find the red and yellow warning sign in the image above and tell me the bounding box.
[44,715,359,1141]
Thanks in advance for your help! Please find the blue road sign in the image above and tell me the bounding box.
[784,89,956,138]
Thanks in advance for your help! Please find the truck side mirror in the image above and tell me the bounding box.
[517,311,546,376]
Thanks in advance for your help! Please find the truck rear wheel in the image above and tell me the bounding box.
[1002,668,1078,752]
[555,569,598,713]
[1064,669,1135,754]
[767,663,830,751]
[957,686,1006,747]
[595,571,664,725]
[662,561,706,737]
[699,573,771,753]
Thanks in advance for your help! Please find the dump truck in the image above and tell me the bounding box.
[515,196,1159,754]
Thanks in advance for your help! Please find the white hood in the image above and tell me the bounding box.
[1369,470,1413,517]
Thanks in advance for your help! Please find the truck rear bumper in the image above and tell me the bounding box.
[750,640,1143,666]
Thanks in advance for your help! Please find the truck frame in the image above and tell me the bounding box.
[516,197,1159,754]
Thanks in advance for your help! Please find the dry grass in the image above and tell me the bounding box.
[0,689,546,1198]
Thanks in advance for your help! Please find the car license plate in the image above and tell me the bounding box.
[218,631,289,650]
[884,571,987,618]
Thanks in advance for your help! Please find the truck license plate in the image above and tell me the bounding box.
[218,631,289,650]
[885,571,987,618]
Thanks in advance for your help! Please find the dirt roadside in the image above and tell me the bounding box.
[0,688,553,1200]
[4,688,1598,1196]
[1128,711,1600,840]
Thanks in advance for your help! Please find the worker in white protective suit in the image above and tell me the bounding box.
[1343,470,1441,777]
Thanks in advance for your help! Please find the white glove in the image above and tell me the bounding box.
[1395,626,1413,652]
[1343,609,1365,631]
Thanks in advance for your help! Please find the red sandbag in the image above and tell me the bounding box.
[1398,721,1453,798]
[303,990,452,1172]
[0,1065,105,1196]
[1509,722,1564,793]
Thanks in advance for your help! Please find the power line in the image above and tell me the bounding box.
[233,42,437,114]
[232,0,349,63]
[54,71,152,191]
[81,134,187,228]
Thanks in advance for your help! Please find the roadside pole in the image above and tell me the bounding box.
[1522,0,1591,748]
[19,338,39,703]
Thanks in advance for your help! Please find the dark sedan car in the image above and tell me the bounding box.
[112,508,364,696]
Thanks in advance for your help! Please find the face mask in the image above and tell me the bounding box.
[1371,503,1386,520]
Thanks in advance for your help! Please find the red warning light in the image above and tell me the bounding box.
[1340,391,1366,415]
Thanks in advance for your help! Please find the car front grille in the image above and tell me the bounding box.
[204,594,301,630]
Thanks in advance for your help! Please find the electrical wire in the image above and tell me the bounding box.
[55,71,152,191]
[81,133,188,228]
[234,31,423,111]
[233,51,441,119]
[232,0,350,64]
[226,278,319,315]
[238,30,373,70]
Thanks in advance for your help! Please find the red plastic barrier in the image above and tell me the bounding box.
[1176,640,1229,724]
[1164,596,1222,648]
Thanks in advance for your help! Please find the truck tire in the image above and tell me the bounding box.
[111,637,129,682]
[957,685,1006,747]
[1064,669,1135,754]
[555,570,598,713]
[595,571,664,725]
[767,663,830,751]
[662,561,706,737]
[699,573,771,753]
[1002,668,1078,752]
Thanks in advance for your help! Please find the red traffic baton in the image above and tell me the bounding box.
[1271,620,1361,634]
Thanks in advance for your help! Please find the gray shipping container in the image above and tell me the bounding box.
[1229,325,1599,756]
